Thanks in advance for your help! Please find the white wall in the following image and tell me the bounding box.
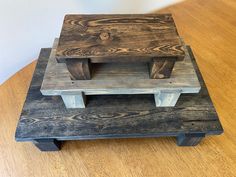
[0,0,182,84]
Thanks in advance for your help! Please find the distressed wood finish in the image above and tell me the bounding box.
[61,92,86,108]
[15,47,223,150]
[41,39,200,108]
[56,14,185,79]
[150,58,176,79]
[1,1,234,175]
[154,90,181,107]
[56,14,185,60]
[65,58,91,80]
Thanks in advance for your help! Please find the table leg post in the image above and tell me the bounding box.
[177,133,205,146]
[149,58,176,79]
[33,139,61,151]
[66,58,91,80]
[61,92,86,108]
[154,91,181,107]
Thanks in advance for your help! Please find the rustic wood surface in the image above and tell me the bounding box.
[56,14,185,61]
[56,14,185,80]
[41,39,200,96]
[65,58,91,80]
[15,47,222,142]
[1,0,236,176]
[149,58,176,79]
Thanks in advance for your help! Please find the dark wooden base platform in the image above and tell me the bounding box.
[15,46,223,151]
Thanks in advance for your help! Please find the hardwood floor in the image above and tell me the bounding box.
[0,0,236,176]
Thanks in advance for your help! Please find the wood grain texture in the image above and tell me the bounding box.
[66,58,91,80]
[150,58,176,78]
[56,14,185,61]
[1,0,236,176]
[41,39,200,96]
[15,47,222,141]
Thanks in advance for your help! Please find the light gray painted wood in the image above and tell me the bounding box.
[61,92,86,108]
[40,38,201,108]
[154,90,181,107]
[41,38,201,96]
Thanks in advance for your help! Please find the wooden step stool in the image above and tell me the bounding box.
[40,38,200,108]
[15,47,223,151]
[55,14,185,80]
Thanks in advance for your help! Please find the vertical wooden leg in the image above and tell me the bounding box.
[149,58,176,79]
[33,139,61,151]
[61,92,86,108]
[66,58,91,80]
[177,133,205,146]
[154,91,181,107]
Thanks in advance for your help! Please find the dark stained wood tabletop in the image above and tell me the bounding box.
[56,14,185,61]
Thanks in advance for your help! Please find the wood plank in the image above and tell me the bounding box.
[40,39,200,96]
[15,47,223,142]
[56,14,185,61]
